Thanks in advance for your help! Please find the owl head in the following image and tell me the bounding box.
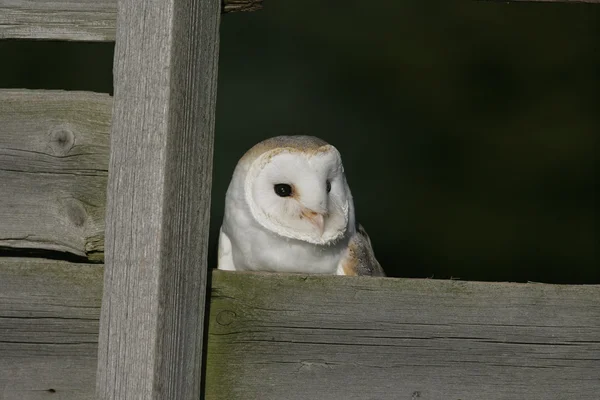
[237,136,353,245]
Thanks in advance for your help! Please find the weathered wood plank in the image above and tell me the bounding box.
[0,1,116,41]
[0,90,110,261]
[95,0,220,398]
[206,271,600,400]
[2,263,599,399]
[0,258,102,400]
[0,0,262,41]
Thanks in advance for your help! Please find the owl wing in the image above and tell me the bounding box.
[217,227,236,271]
[337,224,386,277]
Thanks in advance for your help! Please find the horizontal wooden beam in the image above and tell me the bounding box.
[0,89,111,262]
[0,0,262,41]
[2,261,599,399]
[0,258,102,400]
[206,271,600,399]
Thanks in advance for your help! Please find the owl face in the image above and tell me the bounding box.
[244,145,350,245]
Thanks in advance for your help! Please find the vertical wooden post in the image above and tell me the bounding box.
[96,0,220,398]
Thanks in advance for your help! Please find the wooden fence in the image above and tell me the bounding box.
[2,259,599,399]
[0,0,599,399]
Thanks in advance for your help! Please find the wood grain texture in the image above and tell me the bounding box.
[206,271,600,400]
[95,0,220,398]
[0,0,116,41]
[0,258,102,400]
[2,264,599,399]
[0,90,111,261]
[0,0,262,41]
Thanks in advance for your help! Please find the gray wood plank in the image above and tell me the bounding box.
[95,0,220,398]
[0,0,116,41]
[0,90,111,261]
[0,258,102,400]
[206,271,600,400]
[2,262,599,399]
[0,0,262,41]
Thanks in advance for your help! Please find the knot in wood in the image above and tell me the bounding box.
[216,310,236,326]
[64,198,87,227]
[48,126,75,156]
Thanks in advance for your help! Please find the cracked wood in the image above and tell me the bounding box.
[0,90,111,261]
[0,0,262,41]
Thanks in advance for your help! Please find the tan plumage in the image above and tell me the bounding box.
[240,135,330,163]
[338,224,386,276]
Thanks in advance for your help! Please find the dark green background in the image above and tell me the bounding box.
[2,1,597,283]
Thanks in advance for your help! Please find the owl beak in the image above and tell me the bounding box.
[302,209,325,235]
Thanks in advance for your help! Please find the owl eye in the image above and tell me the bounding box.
[326,180,331,193]
[274,183,293,197]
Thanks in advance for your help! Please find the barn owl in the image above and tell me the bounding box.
[217,135,385,277]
